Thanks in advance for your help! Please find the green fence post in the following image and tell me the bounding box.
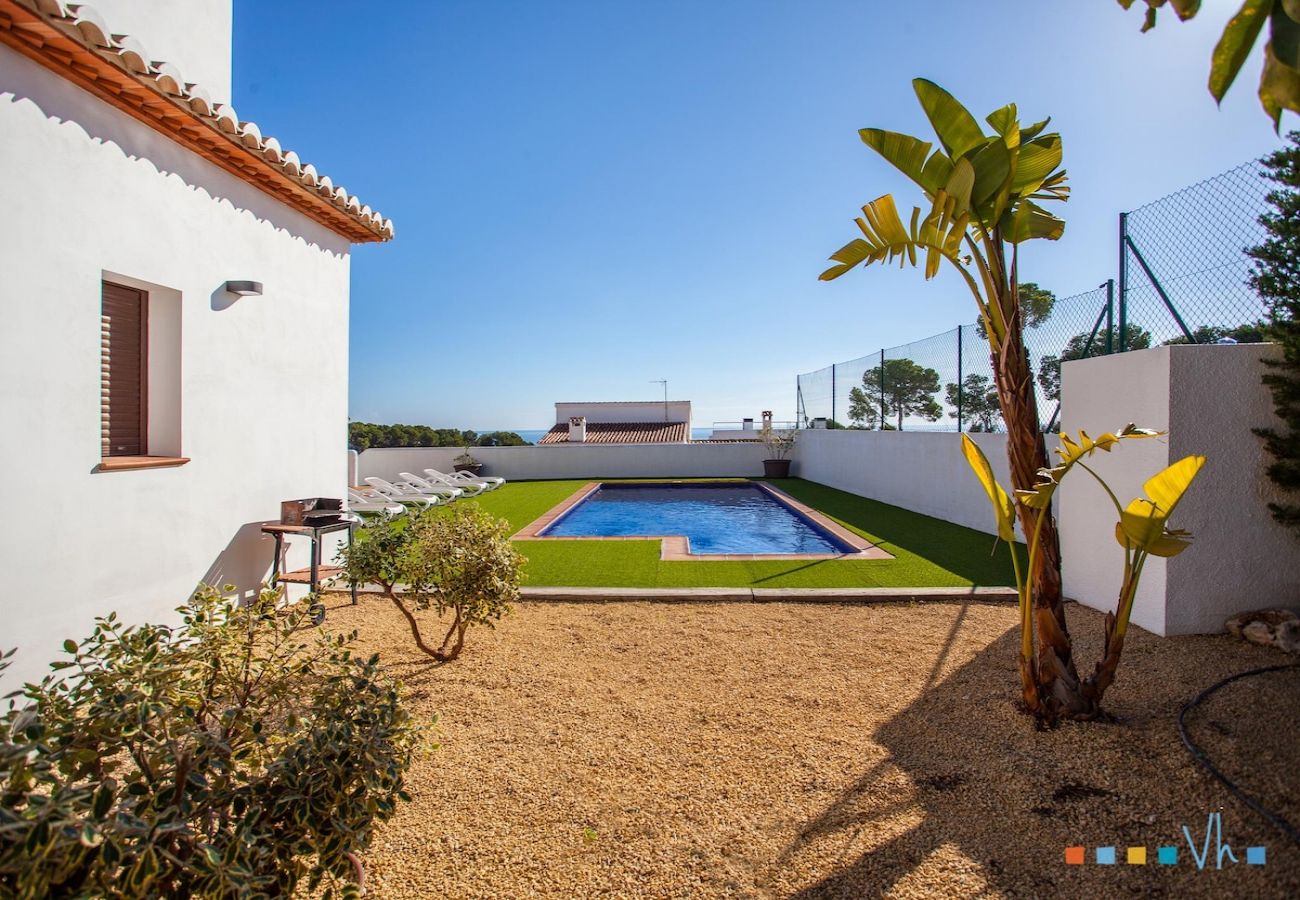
[878,349,886,430]
[1118,212,1129,352]
[956,325,964,432]
[1104,278,1115,354]
[830,365,836,429]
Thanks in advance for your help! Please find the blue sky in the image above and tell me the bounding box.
[232,0,1285,430]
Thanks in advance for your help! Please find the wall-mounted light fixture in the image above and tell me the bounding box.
[224,280,263,296]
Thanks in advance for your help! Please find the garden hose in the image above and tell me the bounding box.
[1177,662,1300,846]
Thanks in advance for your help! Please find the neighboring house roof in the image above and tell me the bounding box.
[0,0,393,243]
[538,422,689,444]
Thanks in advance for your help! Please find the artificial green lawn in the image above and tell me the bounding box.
[466,478,1018,589]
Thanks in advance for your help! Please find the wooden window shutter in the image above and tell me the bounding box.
[101,282,148,457]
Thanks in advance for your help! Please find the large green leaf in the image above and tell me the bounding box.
[1272,0,1300,66]
[1116,454,1205,550]
[944,157,976,215]
[1141,453,1205,517]
[969,138,1012,208]
[1209,0,1272,102]
[819,238,873,281]
[921,151,955,195]
[913,79,987,159]
[819,192,980,296]
[1019,117,1051,142]
[1262,38,1300,126]
[985,103,1019,139]
[961,435,1016,542]
[859,129,940,193]
[1262,5,1300,125]
[1119,499,1169,547]
[999,199,1066,243]
[1011,135,1064,194]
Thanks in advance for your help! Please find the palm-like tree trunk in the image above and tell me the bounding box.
[989,253,1085,721]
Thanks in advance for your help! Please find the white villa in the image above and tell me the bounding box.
[0,0,391,686]
[539,400,693,444]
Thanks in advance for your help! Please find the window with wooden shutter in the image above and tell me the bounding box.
[101,281,148,457]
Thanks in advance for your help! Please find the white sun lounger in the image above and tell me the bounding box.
[408,469,488,497]
[424,467,504,492]
[347,487,407,518]
[363,477,453,509]
[400,471,486,501]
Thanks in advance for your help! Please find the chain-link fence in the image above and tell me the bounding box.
[1121,159,1271,347]
[797,156,1273,431]
[795,285,1113,433]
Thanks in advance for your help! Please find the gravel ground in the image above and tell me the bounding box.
[317,593,1299,899]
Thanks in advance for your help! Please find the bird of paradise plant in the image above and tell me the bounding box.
[962,427,1205,719]
[819,79,1081,718]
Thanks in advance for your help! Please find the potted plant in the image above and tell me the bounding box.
[760,423,797,478]
[453,447,483,476]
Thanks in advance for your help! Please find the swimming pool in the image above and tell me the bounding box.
[538,482,860,556]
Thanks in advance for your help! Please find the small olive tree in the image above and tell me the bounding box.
[344,506,524,662]
[0,586,419,898]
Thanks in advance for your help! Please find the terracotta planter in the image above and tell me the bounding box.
[763,458,791,478]
[454,463,483,476]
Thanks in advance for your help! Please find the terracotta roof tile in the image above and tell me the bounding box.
[538,422,688,444]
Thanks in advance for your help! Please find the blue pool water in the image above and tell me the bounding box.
[542,483,854,555]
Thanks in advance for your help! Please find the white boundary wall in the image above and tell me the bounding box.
[791,430,1010,537]
[1059,344,1296,636]
[359,442,769,483]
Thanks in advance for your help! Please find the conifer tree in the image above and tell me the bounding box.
[1247,132,1300,535]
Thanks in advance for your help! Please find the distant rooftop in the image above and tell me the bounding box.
[538,422,688,444]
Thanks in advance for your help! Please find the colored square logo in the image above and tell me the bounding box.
[1157,846,1178,865]
[1096,847,1116,865]
[1127,846,1147,865]
[1064,846,1085,865]
[1247,846,1267,865]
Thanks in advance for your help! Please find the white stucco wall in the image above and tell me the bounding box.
[0,46,352,686]
[358,442,769,483]
[86,0,233,104]
[791,429,1011,537]
[1059,344,1295,636]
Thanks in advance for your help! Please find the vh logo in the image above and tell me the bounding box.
[1182,812,1267,869]
[1063,812,1267,867]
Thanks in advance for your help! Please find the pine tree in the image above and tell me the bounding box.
[1246,132,1300,536]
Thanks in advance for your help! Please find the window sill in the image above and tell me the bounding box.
[97,456,191,472]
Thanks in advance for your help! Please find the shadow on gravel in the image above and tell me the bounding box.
[773,613,1300,898]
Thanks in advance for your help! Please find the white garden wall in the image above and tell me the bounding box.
[359,442,769,483]
[791,429,1010,537]
[1059,344,1296,636]
[0,45,352,686]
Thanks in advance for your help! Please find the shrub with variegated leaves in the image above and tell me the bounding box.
[0,585,420,898]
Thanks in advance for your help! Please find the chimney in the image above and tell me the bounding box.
[741,418,754,432]
[568,416,587,442]
[761,410,773,429]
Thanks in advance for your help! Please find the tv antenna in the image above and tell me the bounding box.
[650,379,667,421]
